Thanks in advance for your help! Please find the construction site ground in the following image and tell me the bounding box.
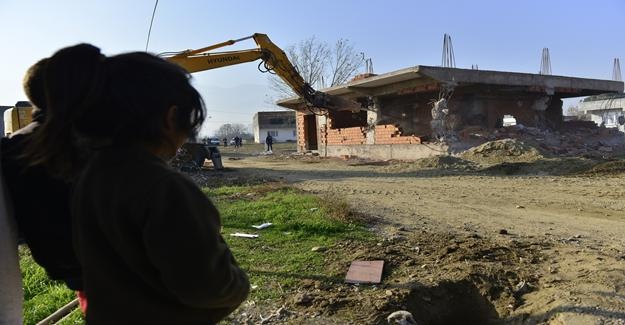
[205,142,625,324]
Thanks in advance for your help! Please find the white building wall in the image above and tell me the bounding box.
[257,127,297,143]
[254,128,297,143]
[253,122,261,143]
[252,111,296,143]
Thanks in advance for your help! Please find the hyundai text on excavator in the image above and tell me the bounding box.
[160,33,362,170]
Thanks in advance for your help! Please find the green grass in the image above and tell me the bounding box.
[20,183,371,322]
[19,247,83,324]
[204,184,373,300]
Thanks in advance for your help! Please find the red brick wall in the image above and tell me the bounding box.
[374,124,422,144]
[322,126,367,145]
[296,112,307,152]
[296,112,422,149]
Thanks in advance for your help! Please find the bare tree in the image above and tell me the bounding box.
[269,36,364,99]
[328,39,365,86]
[214,123,248,140]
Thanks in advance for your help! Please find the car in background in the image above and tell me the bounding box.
[207,138,221,146]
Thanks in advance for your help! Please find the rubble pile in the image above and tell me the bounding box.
[459,123,625,159]
[170,146,202,172]
[461,139,543,165]
[412,155,477,170]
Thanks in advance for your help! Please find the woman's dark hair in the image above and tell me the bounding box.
[26,43,205,180]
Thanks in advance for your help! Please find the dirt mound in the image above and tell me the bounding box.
[383,156,478,174]
[581,159,625,175]
[227,229,545,324]
[413,155,477,170]
[480,157,599,176]
[461,139,543,165]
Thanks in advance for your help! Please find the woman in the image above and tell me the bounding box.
[27,44,249,324]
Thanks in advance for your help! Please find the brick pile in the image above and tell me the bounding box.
[374,124,422,145]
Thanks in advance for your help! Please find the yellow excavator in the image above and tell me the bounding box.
[160,33,361,170]
[3,101,34,136]
[161,33,359,112]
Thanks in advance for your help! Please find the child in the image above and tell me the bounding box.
[1,58,84,295]
[27,44,249,324]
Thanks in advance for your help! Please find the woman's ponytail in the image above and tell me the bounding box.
[25,43,107,180]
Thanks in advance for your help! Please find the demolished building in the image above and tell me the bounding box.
[277,66,624,160]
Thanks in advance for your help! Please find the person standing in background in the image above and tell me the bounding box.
[265,133,273,152]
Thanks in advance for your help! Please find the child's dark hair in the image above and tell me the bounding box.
[26,43,205,179]
[23,58,49,121]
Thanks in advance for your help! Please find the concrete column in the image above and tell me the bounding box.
[545,98,563,129]
[317,114,327,156]
[532,96,551,129]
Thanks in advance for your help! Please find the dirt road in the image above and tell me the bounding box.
[219,152,625,324]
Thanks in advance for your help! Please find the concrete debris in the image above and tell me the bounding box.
[430,98,449,140]
[259,306,289,324]
[461,139,543,165]
[460,123,625,160]
[293,293,313,305]
[514,280,530,295]
[387,310,417,325]
[171,143,223,171]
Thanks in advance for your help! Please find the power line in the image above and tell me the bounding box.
[145,0,159,51]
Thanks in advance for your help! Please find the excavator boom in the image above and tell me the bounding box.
[161,33,360,112]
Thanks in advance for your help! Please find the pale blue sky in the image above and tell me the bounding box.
[1,0,623,135]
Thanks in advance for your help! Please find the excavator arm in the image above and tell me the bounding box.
[161,33,360,112]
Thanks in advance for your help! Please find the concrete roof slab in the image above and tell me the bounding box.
[277,65,624,110]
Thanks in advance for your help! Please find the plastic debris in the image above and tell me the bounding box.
[252,223,273,230]
[230,233,259,239]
